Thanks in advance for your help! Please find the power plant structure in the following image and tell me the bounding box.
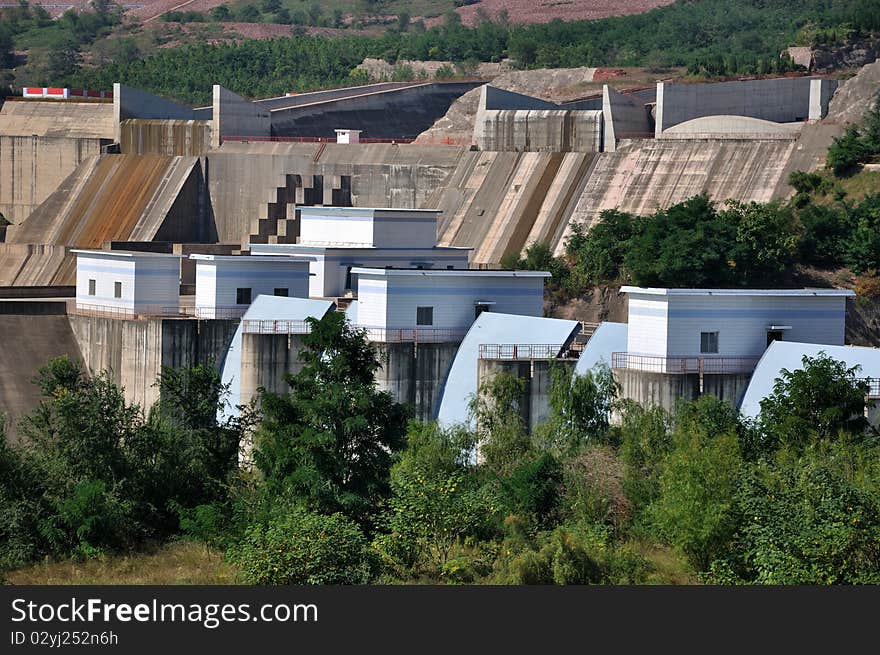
[1,61,879,439]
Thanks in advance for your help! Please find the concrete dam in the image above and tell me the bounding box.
[2,63,879,434]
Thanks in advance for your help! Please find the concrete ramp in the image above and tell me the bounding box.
[0,313,83,441]
[5,154,202,284]
[427,150,596,264]
[561,138,798,252]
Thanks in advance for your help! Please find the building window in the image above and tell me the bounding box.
[475,303,491,319]
[274,288,288,297]
[88,279,96,296]
[416,306,433,326]
[700,331,719,354]
[114,281,122,299]
[236,287,252,305]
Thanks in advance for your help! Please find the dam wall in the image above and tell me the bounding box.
[68,315,239,412]
[559,137,798,252]
[206,142,464,244]
[120,119,212,156]
[268,81,481,139]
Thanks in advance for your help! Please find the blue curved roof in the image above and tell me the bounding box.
[219,295,334,421]
[574,322,627,376]
[435,312,580,427]
[739,340,880,418]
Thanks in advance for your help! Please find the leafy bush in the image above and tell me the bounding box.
[231,508,373,585]
[758,353,870,452]
[650,411,742,571]
[501,528,605,585]
[721,455,880,584]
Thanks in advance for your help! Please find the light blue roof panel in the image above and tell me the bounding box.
[219,296,334,421]
[739,340,880,418]
[574,322,627,376]
[436,312,580,427]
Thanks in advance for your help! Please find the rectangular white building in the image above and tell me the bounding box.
[73,249,182,317]
[351,268,550,341]
[620,287,854,372]
[249,207,470,298]
[299,207,440,248]
[191,254,311,318]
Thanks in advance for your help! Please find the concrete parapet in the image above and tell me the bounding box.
[612,367,753,415]
[602,85,653,152]
[477,358,576,433]
[655,77,838,137]
[114,83,204,143]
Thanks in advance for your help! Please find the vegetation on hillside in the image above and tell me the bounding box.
[3,317,880,584]
[3,0,879,103]
[504,95,880,297]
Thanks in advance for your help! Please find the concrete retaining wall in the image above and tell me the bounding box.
[602,86,652,152]
[236,335,459,421]
[655,77,838,136]
[475,109,603,152]
[120,119,212,156]
[0,314,84,441]
[213,85,271,148]
[268,82,480,139]
[477,359,576,433]
[612,368,752,414]
[0,135,107,224]
[68,315,239,411]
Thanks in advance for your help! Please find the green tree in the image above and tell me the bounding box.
[650,396,743,571]
[827,125,869,177]
[379,424,491,571]
[253,312,407,526]
[723,451,880,584]
[536,362,617,455]
[210,4,231,21]
[564,209,635,289]
[469,372,531,476]
[724,200,798,285]
[759,353,870,452]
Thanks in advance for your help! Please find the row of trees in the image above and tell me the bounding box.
[38,0,872,104]
[2,310,879,584]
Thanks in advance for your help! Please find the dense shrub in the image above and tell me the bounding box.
[231,507,373,585]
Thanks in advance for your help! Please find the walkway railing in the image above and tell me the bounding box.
[611,352,760,374]
[242,320,465,343]
[221,136,415,145]
[479,343,584,360]
[68,303,247,320]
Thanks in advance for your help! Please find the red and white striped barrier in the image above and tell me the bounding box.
[21,87,114,99]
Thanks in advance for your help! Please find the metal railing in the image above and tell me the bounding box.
[862,378,880,397]
[242,319,465,343]
[242,319,312,334]
[68,303,247,320]
[479,343,584,360]
[611,352,760,374]
[221,136,415,145]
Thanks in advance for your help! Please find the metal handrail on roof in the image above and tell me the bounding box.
[611,352,760,374]
[479,343,584,360]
